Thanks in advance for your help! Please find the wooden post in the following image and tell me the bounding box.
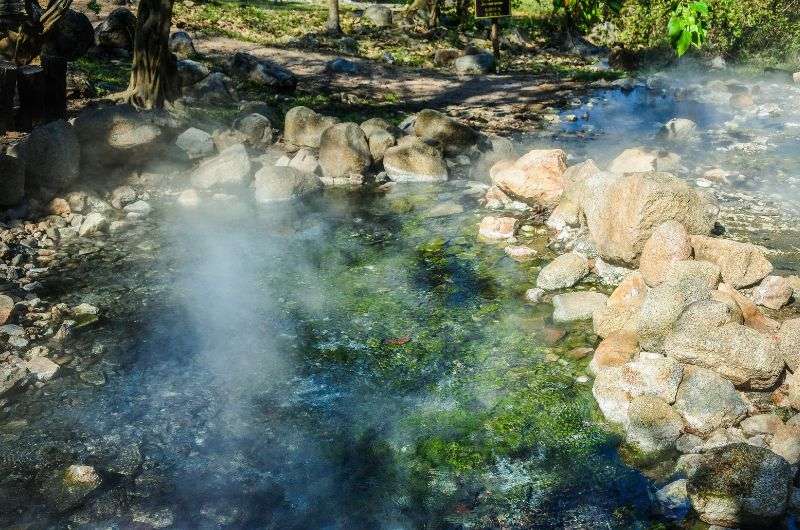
[16,65,45,131]
[490,17,500,73]
[42,55,68,122]
[0,61,17,136]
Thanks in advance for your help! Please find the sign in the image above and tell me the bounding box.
[475,0,510,19]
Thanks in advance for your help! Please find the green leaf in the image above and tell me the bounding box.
[667,17,684,38]
[675,30,691,56]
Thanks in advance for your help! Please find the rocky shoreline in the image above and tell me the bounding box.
[2,68,800,525]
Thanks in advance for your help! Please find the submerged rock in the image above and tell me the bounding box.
[43,464,101,512]
[552,291,609,323]
[536,252,589,290]
[478,215,517,242]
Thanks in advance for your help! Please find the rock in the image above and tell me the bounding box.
[478,215,517,242]
[552,291,609,323]
[190,144,252,190]
[717,282,779,334]
[175,127,215,160]
[454,53,496,75]
[79,213,107,237]
[326,57,359,74]
[546,201,581,231]
[360,118,400,139]
[662,259,720,304]
[658,118,697,141]
[177,59,210,88]
[639,221,692,287]
[0,295,14,325]
[587,172,717,266]
[43,464,101,512]
[593,272,648,338]
[686,444,792,527]
[490,149,567,207]
[504,245,536,262]
[752,275,793,310]
[253,166,322,203]
[234,113,273,148]
[424,201,464,218]
[364,5,392,26]
[433,48,461,67]
[72,105,163,169]
[124,200,151,217]
[592,356,684,425]
[626,395,684,452]
[656,479,690,521]
[110,185,137,209]
[0,152,25,206]
[607,147,680,174]
[665,321,782,390]
[635,283,690,352]
[770,425,800,465]
[413,109,480,156]
[95,8,136,50]
[228,52,296,91]
[383,139,448,182]
[536,252,589,290]
[176,189,200,208]
[673,367,748,435]
[367,131,396,163]
[676,433,705,454]
[318,123,372,179]
[741,414,784,437]
[25,356,59,381]
[169,31,196,59]
[691,236,773,289]
[525,287,545,303]
[186,72,237,103]
[730,92,754,109]
[43,9,93,61]
[284,106,339,149]
[779,319,800,372]
[589,331,638,375]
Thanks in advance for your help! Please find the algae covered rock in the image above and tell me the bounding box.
[673,367,747,435]
[625,395,684,453]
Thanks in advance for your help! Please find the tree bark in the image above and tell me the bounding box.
[325,0,341,35]
[124,0,178,109]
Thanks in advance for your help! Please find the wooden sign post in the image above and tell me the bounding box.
[475,0,510,73]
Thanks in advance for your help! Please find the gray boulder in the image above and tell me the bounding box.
[72,105,163,169]
[326,58,360,74]
[536,252,589,290]
[16,120,80,191]
[360,118,401,139]
[368,130,396,162]
[253,166,322,203]
[175,128,215,160]
[43,9,94,61]
[658,118,697,141]
[234,113,273,148]
[0,152,25,207]
[687,444,792,527]
[552,291,609,323]
[673,367,748,435]
[454,53,496,75]
[383,139,448,182]
[190,144,252,189]
[185,72,237,103]
[284,106,339,148]
[95,8,136,51]
[169,31,196,59]
[364,5,392,27]
[413,109,481,156]
[177,59,210,87]
[318,123,372,179]
[228,52,297,92]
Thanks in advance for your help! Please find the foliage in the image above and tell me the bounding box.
[667,1,709,56]
[87,0,101,15]
[552,0,623,31]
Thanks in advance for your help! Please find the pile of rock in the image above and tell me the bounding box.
[477,145,800,527]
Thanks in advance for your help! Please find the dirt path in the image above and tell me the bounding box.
[196,36,591,134]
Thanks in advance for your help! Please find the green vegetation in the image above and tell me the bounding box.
[73,57,130,96]
[668,1,709,56]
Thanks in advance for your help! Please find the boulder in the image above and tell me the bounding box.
[741,414,784,437]
[655,479,691,521]
[433,48,461,67]
[169,31,196,59]
[186,71,237,103]
[626,395,684,452]
[190,144,252,190]
[42,464,101,512]
[364,5,392,27]
[665,322,782,390]
[253,166,322,203]
[658,118,697,141]
[228,52,297,91]
[592,356,684,425]
[0,295,14,325]
[368,130,396,162]
[752,275,793,310]
[717,282,779,334]
[779,318,800,372]
[536,252,589,290]
[552,291,609,323]
[686,444,792,527]
[770,424,800,465]
[326,58,359,74]
[318,123,372,179]
[43,9,93,61]
[79,213,108,237]
[360,118,400,139]
[454,53,496,75]
[95,8,136,50]
[284,106,339,149]
[0,152,25,206]
[607,147,680,174]
[587,172,717,266]
[588,331,638,375]
[175,127,215,160]
[477,215,517,242]
[177,59,211,88]
[72,105,163,169]
[639,221,692,287]
[234,113,273,148]
[635,283,690,352]
[288,149,320,175]
[661,259,720,304]
[673,367,748,435]
[490,149,567,207]
[691,235,773,289]
[383,139,448,182]
[110,185,137,209]
[413,109,480,156]
[593,272,648,338]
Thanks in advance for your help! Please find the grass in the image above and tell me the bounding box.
[73,56,130,96]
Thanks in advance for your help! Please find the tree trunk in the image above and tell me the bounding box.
[17,64,44,130]
[0,61,18,134]
[124,0,178,109]
[325,0,341,36]
[427,0,439,28]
